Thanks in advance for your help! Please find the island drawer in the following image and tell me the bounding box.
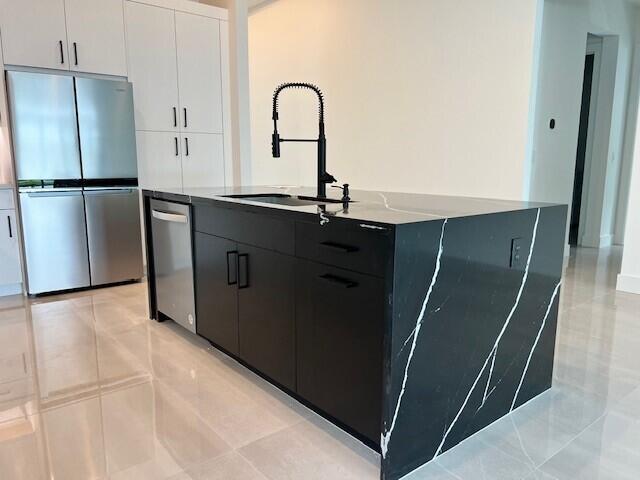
[295,221,393,277]
[193,203,295,255]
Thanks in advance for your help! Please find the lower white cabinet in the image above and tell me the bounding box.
[137,131,225,191]
[136,131,182,191]
[0,209,22,290]
[180,134,225,189]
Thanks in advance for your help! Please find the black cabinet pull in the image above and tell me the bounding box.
[184,107,188,128]
[238,253,249,289]
[7,216,12,238]
[73,42,78,66]
[318,273,358,288]
[59,40,64,64]
[185,137,189,156]
[319,241,359,253]
[173,107,177,127]
[174,137,179,156]
[226,251,238,285]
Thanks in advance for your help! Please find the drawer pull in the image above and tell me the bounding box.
[238,253,249,289]
[319,241,359,253]
[226,251,238,285]
[318,274,358,288]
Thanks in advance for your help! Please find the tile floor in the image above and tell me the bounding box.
[0,247,638,479]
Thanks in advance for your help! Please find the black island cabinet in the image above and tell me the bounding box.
[143,186,567,480]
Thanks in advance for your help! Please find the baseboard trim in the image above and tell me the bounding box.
[600,234,613,248]
[617,274,640,295]
[0,283,23,297]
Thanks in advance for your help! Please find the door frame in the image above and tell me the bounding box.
[576,35,602,246]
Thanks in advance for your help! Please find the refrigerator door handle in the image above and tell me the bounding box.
[25,190,83,198]
[7,216,12,239]
[84,188,135,196]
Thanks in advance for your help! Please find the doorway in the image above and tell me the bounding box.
[569,53,596,245]
[569,36,602,247]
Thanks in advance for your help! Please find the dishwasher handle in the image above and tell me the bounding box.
[152,210,188,224]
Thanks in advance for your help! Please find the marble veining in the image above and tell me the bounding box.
[432,208,541,459]
[380,218,448,458]
[510,281,562,411]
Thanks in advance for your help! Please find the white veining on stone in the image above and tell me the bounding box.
[377,193,443,219]
[433,208,541,459]
[380,218,448,458]
[481,348,498,407]
[510,280,562,411]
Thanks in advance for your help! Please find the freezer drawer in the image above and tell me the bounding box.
[20,190,90,294]
[75,78,137,180]
[150,199,196,334]
[84,189,143,286]
[7,71,82,181]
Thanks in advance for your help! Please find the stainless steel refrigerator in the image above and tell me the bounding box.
[6,70,143,294]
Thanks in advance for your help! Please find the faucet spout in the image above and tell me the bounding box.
[271,83,335,198]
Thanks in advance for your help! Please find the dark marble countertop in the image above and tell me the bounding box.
[143,185,558,225]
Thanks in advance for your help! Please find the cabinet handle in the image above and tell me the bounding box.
[173,107,177,127]
[174,137,179,156]
[7,216,12,238]
[318,273,358,289]
[59,40,65,64]
[184,107,188,128]
[238,253,249,289]
[319,241,359,253]
[185,137,189,156]
[226,251,238,285]
[73,42,78,66]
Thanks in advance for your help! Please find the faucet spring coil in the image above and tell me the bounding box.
[272,82,325,122]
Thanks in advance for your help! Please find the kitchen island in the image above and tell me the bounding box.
[142,186,566,480]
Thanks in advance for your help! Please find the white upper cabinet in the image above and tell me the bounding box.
[175,12,223,134]
[65,0,127,77]
[125,2,180,132]
[0,0,127,76]
[0,0,69,70]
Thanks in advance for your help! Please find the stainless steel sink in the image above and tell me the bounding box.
[223,193,347,206]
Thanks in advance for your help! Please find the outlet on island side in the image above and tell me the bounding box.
[510,237,524,269]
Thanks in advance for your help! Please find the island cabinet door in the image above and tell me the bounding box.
[237,245,296,391]
[194,232,239,355]
[296,259,385,444]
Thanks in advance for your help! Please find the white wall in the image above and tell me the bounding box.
[529,0,638,248]
[618,117,640,294]
[248,0,542,200]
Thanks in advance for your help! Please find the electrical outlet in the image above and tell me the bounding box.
[510,238,524,269]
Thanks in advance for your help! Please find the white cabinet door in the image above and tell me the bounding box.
[0,0,69,70]
[175,12,223,134]
[0,210,22,286]
[65,0,127,76]
[136,131,183,191]
[181,134,225,189]
[125,2,179,132]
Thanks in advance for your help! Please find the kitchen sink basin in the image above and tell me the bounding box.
[223,193,348,206]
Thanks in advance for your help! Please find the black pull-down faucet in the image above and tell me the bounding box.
[271,83,336,198]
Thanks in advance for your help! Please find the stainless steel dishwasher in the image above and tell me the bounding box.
[150,199,196,334]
